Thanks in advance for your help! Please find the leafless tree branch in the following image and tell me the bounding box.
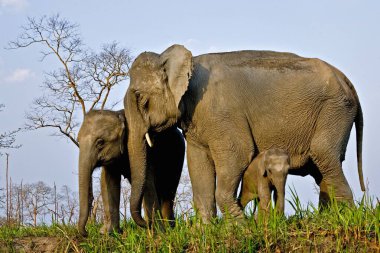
[8,15,132,147]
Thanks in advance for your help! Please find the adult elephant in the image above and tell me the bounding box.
[77,109,184,236]
[125,45,364,226]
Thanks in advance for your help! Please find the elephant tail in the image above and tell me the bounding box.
[342,73,365,192]
[355,101,365,191]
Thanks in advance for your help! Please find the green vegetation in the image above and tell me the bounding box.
[0,195,378,252]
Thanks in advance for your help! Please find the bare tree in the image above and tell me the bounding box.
[0,188,5,218]
[0,180,82,226]
[8,180,24,226]
[90,176,104,224]
[19,181,24,225]
[174,169,194,219]
[120,179,131,223]
[8,14,132,223]
[8,14,132,147]
[23,181,53,226]
[58,185,79,225]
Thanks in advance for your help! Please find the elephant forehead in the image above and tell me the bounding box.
[131,53,161,75]
[130,68,165,90]
[94,122,121,137]
[268,155,289,166]
[81,119,121,138]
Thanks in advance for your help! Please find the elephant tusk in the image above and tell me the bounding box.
[145,133,153,148]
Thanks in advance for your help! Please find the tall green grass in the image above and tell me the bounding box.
[0,193,379,252]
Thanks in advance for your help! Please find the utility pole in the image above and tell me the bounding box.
[54,182,57,223]
[17,182,20,225]
[20,180,23,225]
[10,177,12,223]
[6,153,9,225]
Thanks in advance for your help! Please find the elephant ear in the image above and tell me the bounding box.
[160,44,193,108]
[118,112,127,154]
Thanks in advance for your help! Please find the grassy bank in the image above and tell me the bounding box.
[0,196,379,252]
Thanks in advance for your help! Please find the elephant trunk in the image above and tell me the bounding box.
[125,90,148,228]
[274,180,286,214]
[128,133,148,228]
[78,151,95,236]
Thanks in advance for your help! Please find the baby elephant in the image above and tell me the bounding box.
[239,148,290,214]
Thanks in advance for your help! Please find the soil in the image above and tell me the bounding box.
[1,237,66,253]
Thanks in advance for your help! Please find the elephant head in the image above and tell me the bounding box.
[260,149,290,213]
[77,109,126,235]
[124,45,192,227]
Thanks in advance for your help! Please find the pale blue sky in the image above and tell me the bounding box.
[1,1,379,212]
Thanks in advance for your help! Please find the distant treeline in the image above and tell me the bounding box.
[0,171,193,227]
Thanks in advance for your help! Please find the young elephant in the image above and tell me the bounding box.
[77,109,185,236]
[239,148,290,214]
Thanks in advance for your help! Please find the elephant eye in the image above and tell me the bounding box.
[136,92,149,112]
[96,138,105,149]
[143,98,149,110]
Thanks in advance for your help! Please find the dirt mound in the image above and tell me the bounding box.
[2,237,64,253]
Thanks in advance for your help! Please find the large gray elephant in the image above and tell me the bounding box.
[124,45,364,226]
[77,109,185,236]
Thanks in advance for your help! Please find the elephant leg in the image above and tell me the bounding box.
[317,169,353,206]
[155,157,182,227]
[160,199,175,227]
[240,191,253,209]
[211,140,252,221]
[258,194,271,215]
[310,106,355,206]
[100,166,121,234]
[159,182,178,227]
[257,180,271,215]
[214,167,246,220]
[187,142,217,223]
[239,182,256,209]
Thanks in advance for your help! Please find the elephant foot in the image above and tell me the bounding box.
[78,227,88,237]
[167,219,176,228]
[219,203,247,227]
[319,179,354,209]
[198,214,216,226]
[232,216,248,226]
[157,218,176,229]
[100,224,121,235]
[226,202,246,220]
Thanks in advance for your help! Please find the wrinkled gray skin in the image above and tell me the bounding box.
[77,109,184,236]
[239,148,290,214]
[124,44,364,226]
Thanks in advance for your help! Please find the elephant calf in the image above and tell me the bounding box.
[239,148,290,214]
[77,109,185,236]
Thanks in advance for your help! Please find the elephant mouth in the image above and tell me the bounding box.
[151,117,178,133]
[98,155,124,168]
